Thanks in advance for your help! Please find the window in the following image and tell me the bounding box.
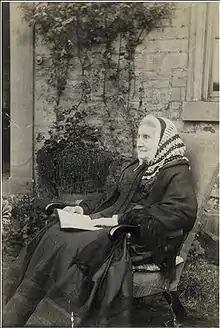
[183,3,219,122]
[208,6,219,99]
[202,3,219,101]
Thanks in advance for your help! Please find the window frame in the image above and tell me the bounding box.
[183,3,219,122]
[203,3,219,101]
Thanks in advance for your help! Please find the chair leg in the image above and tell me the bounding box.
[163,291,187,322]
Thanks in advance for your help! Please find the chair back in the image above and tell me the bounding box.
[179,132,219,261]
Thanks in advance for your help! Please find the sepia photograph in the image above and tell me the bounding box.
[1,1,219,327]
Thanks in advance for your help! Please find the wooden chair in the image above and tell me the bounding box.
[130,132,219,325]
[45,132,218,327]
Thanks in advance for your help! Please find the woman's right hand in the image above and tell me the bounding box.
[92,216,118,227]
[63,206,84,215]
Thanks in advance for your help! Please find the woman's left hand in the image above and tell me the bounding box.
[63,206,84,215]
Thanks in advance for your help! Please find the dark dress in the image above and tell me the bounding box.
[80,159,197,232]
[3,159,197,327]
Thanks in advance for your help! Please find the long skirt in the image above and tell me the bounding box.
[3,222,132,327]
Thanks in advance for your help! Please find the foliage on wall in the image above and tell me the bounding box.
[21,3,174,194]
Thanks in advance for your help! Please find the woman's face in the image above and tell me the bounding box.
[137,124,160,163]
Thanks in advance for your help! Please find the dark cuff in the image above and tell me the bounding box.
[78,202,91,215]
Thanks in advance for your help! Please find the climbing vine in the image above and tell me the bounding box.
[20,3,174,194]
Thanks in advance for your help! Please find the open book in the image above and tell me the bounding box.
[57,209,102,231]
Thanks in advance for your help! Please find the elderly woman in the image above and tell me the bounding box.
[3,115,197,327]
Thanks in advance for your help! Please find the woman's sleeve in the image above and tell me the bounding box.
[121,164,198,233]
[79,188,120,215]
[78,192,107,215]
[79,160,130,215]
[147,165,198,231]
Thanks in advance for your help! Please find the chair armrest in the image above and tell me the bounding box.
[108,225,183,241]
[108,224,141,241]
[45,202,73,216]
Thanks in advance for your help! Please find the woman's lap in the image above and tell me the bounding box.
[3,223,108,326]
[19,223,106,281]
[5,223,107,300]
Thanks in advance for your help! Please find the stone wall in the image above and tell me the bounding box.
[34,3,218,154]
[2,3,10,173]
[203,178,219,235]
[34,4,190,156]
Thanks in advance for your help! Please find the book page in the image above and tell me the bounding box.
[57,209,102,231]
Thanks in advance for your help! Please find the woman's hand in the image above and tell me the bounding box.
[63,206,84,215]
[89,213,102,220]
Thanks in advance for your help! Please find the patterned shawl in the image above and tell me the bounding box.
[141,116,188,180]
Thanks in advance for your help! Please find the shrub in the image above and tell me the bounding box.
[2,194,50,253]
[36,106,129,196]
[37,138,114,195]
[2,199,12,236]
